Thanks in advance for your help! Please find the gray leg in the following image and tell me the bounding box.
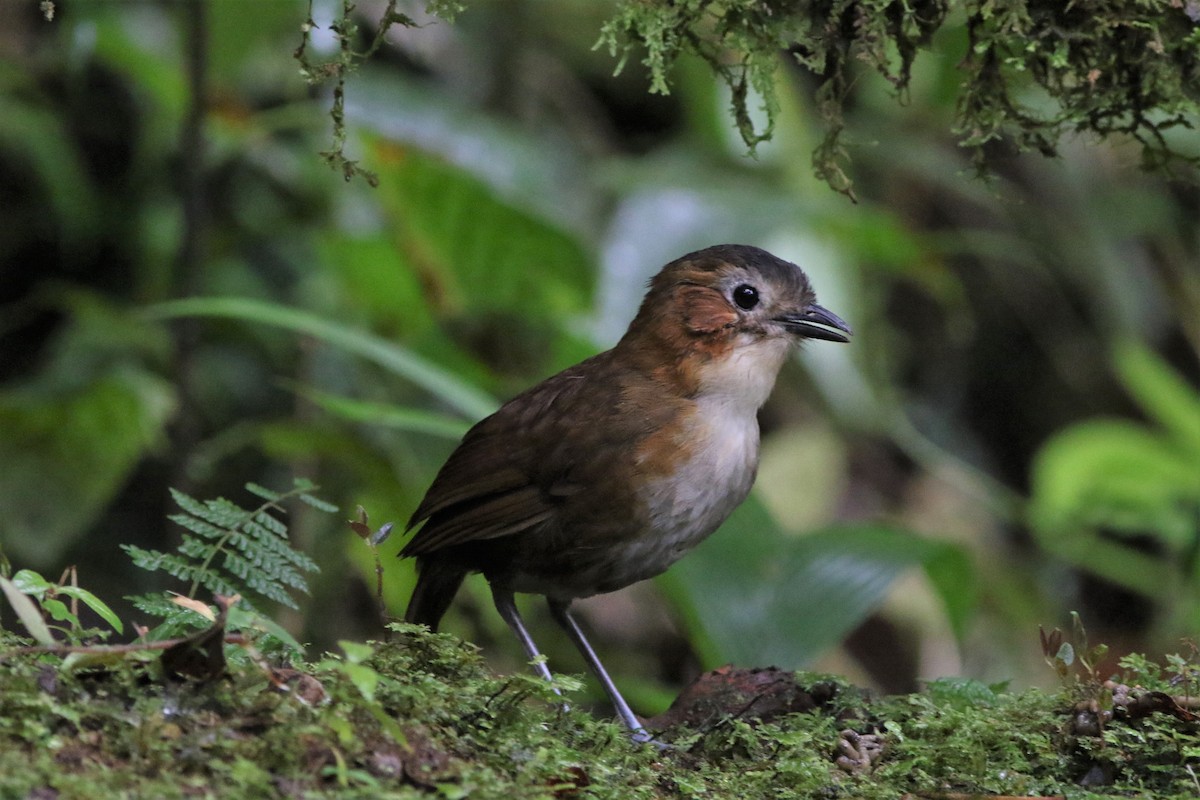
[547,599,655,744]
[491,587,558,690]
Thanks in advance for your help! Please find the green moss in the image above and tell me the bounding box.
[598,0,1200,197]
[2,626,1199,798]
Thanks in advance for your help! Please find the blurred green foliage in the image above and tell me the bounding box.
[0,0,1197,714]
[0,295,174,565]
[1031,342,1200,632]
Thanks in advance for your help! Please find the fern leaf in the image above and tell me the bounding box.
[168,487,210,518]
[291,477,318,493]
[129,482,327,622]
[190,571,242,599]
[236,527,319,573]
[245,482,281,502]
[201,497,251,528]
[299,492,338,513]
[239,517,320,572]
[222,551,298,607]
[178,536,212,560]
[169,512,227,540]
[122,545,202,583]
[249,512,287,537]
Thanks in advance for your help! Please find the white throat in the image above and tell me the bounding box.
[695,335,793,416]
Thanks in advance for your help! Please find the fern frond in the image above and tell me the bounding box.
[127,481,330,621]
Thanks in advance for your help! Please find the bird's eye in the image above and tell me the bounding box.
[732,284,759,310]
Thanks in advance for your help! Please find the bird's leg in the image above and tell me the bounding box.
[547,598,657,745]
[490,587,561,696]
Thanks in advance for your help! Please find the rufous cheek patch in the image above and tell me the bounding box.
[678,286,738,335]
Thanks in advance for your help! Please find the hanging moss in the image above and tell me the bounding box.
[599,0,1200,197]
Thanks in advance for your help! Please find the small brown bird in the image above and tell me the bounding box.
[401,244,850,741]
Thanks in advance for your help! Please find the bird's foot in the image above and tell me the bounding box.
[629,727,672,750]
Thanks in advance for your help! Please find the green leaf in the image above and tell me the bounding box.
[1029,417,1200,594]
[292,385,472,440]
[40,598,79,628]
[924,677,1002,709]
[0,371,174,566]
[341,663,380,703]
[10,569,53,598]
[666,498,976,669]
[0,575,56,646]
[245,483,281,502]
[54,586,124,635]
[1114,340,1200,458]
[316,233,436,338]
[226,604,306,656]
[340,640,374,664]
[298,493,339,514]
[368,141,594,321]
[141,297,497,420]
[206,0,302,84]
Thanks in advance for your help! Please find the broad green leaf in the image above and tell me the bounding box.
[1030,418,1200,574]
[0,371,175,565]
[0,576,56,646]
[665,498,976,669]
[142,297,497,420]
[1114,340,1200,458]
[348,75,592,236]
[319,233,437,338]
[11,570,53,597]
[368,140,594,320]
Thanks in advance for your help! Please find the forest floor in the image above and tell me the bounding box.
[1,623,1198,799]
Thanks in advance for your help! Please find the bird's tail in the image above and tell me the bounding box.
[404,560,467,631]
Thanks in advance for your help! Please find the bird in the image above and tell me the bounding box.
[400,243,851,742]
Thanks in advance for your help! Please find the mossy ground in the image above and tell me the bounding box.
[1,625,1197,799]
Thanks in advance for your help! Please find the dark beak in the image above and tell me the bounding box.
[775,303,852,343]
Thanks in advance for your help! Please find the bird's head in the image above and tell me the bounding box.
[616,244,851,403]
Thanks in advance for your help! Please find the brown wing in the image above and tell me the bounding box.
[400,351,633,557]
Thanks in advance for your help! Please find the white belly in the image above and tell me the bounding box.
[623,403,760,581]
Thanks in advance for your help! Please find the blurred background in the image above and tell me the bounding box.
[1,0,1198,715]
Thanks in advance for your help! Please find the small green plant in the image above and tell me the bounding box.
[0,566,122,646]
[123,479,333,649]
[1040,611,1110,685]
